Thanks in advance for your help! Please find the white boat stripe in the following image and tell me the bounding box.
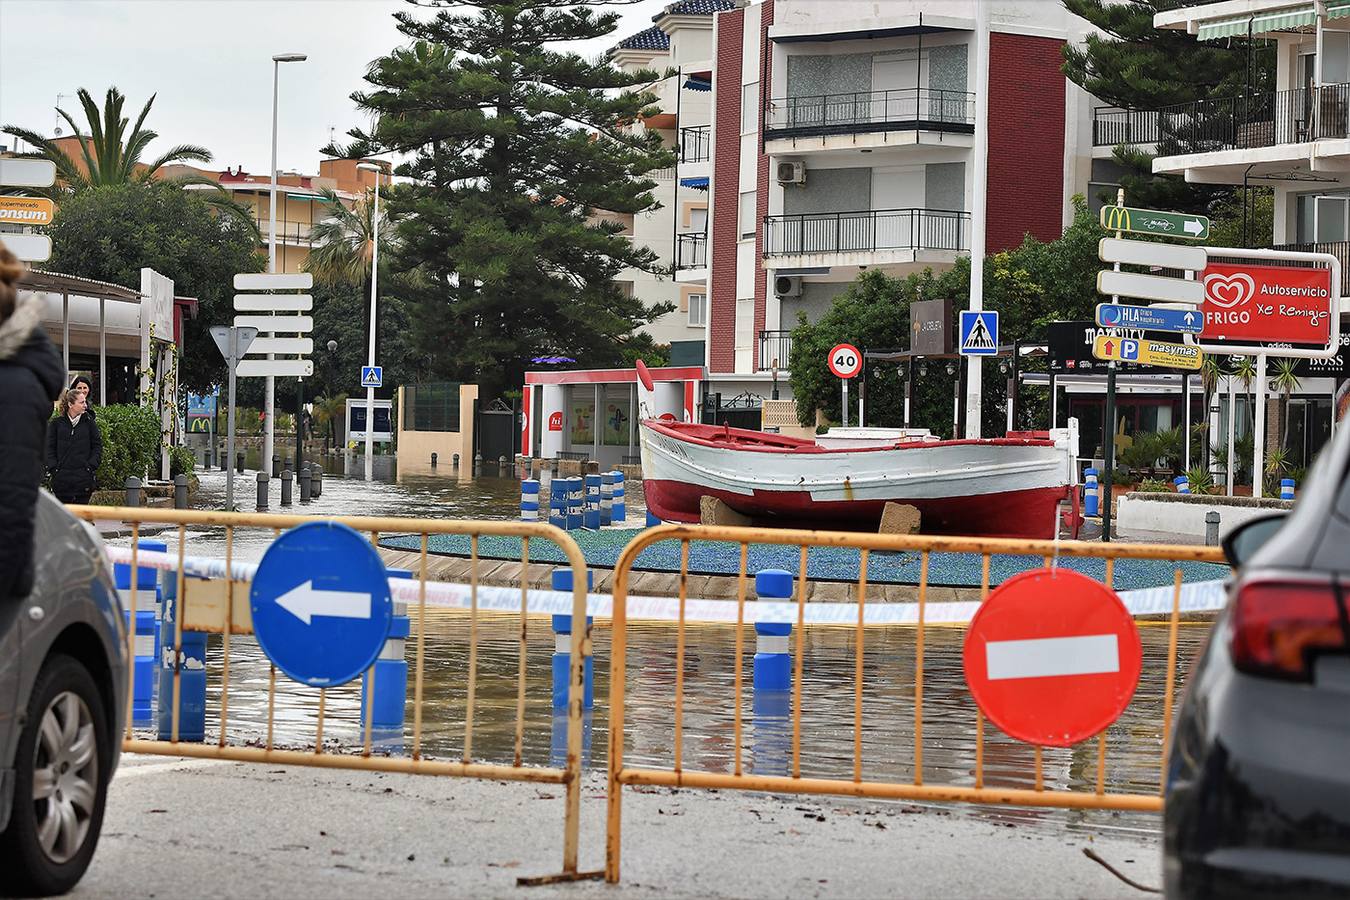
[985,634,1119,681]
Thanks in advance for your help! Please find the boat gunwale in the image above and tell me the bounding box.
[642,420,1058,456]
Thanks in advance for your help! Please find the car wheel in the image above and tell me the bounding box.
[0,654,110,897]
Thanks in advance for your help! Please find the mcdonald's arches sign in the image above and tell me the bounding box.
[1099,205,1209,241]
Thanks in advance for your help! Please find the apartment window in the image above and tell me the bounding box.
[739,190,757,240]
[689,207,708,233]
[688,293,707,327]
[742,81,759,134]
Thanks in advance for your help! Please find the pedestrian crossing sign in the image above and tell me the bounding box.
[361,365,383,388]
[959,311,999,356]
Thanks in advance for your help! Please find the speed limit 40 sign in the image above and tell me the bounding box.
[828,343,862,379]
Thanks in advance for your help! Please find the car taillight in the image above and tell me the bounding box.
[1230,579,1348,681]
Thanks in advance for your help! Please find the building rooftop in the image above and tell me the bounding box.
[658,0,738,19]
[614,24,671,52]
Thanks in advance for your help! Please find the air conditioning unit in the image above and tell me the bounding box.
[776,161,806,185]
[775,275,803,297]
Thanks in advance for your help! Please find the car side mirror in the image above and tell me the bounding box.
[1221,513,1288,568]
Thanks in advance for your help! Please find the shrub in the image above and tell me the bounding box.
[93,404,161,489]
[1137,478,1171,493]
[168,446,197,481]
[1185,466,1216,495]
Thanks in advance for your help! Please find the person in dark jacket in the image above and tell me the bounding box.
[0,246,64,599]
[70,373,96,420]
[46,388,103,505]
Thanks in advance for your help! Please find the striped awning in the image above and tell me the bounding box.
[679,176,709,189]
[1195,2,1350,40]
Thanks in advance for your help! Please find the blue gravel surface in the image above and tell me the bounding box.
[381,529,1228,589]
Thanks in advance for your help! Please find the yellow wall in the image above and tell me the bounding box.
[395,384,480,478]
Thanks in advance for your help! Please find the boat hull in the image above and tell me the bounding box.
[640,421,1078,539]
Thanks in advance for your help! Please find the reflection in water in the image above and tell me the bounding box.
[194,611,1204,837]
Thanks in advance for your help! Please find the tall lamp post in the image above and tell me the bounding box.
[264,52,307,481]
[356,161,385,481]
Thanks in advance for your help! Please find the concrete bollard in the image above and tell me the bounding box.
[1173,474,1190,495]
[1084,468,1100,518]
[299,465,313,502]
[453,453,460,471]
[551,569,594,711]
[157,567,207,743]
[124,476,142,508]
[280,469,293,506]
[362,570,411,735]
[1281,478,1296,501]
[272,454,281,479]
[583,474,602,530]
[256,471,269,511]
[520,478,540,521]
[611,471,626,523]
[114,539,165,726]
[549,477,568,529]
[236,452,245,474]
[220,445,227,471]
[600,472,615,526]
[431,452,438,469]
[1205,510,1221,547]
[566,477,584,531]
[173,473,189,509]
[312,467,323,498]
[473,453,482,475]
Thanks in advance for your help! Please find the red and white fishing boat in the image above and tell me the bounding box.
[640,419,1081,539]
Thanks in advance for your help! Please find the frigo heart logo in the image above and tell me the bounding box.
[1203,272,1256,309]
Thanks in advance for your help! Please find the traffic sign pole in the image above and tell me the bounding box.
[842,378,849,429]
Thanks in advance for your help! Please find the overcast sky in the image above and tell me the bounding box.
[0,0,668,176]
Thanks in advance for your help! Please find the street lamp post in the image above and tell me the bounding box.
[356,161,384,482]
[264,52,307,482]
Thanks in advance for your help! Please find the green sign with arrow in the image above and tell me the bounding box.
[1099,205,1210,241]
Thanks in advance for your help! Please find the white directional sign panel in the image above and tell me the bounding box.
[233,315,313,333]
[247,337,314,355]
[1098,237,1208,272]
[235,359,314,378]
[0,233,51,263]
[1096,270,1205,305]
[234,293,313,312]
[0,158,57,188]
[233,272,314,291]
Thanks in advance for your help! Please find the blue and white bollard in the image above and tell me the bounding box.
[551,569,594,711]
[520,478,540,522]
[566,477,583,531]
[583,474,602,530]
[157,568,207,742]
[362,569,411,735]
[752,569,794,777]
[1174,474,1190,495]
[600,472,615,526]
[1084,468,1100,518]
[114,539,164,726]
[611,471,626,523]
[1281,477,1296,500]
[549,478,568,529]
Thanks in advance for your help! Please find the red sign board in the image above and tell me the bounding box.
[1201,262,1334,346]
[962,569,1142,747]
[548,411,563,432]
[828,343,862,379]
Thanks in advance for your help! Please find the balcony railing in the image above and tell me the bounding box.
[1092,83,1350,150]
[680,125,710,163]
[765,88,975,139]
[1272,239,1350,286]
[758,330,793,371]
[256,218,314,244]
[763,208,970,258]
[676,232,707,270]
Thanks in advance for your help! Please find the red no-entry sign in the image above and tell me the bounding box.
[962,568,1142,747]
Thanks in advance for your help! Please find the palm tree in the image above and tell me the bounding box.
[1230,355,1258,487]
[3,87,257,235]
[1198,354,1224,471]
[1270,358,1301,454]
[303,187,393,287]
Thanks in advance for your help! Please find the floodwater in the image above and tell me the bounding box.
[120,469,1210,838]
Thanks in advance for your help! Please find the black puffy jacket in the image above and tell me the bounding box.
[46,412,102,497]
[0,295,64,599]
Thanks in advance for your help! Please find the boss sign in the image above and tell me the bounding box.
[1201,263,1333,345]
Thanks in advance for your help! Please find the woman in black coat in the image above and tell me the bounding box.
[45,387,103,504]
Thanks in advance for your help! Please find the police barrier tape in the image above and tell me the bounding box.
[70,506,599,887]
[103,545,1229,625]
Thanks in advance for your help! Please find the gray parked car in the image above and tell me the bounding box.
[1,492,126,896]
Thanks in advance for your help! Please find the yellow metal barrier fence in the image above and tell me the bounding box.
[70,506,597,885]
[604,523,1226,884]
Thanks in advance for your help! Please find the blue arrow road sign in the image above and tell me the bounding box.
[959,311,999,356]
[361,365,383,388]
[1095,302,1203,334]
[250,522,392,687]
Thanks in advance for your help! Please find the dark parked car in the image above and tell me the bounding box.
[1164,419,1350,899]
[1,492,126,896]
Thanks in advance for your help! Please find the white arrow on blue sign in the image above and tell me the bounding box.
[250,522,392,687]
[361,365,383,388]
[1095,302,1204,335]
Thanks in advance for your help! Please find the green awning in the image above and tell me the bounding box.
[1196,6,1315,40]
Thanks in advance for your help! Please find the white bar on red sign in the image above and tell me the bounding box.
[233,315,313,333]
[233,272,314,291]
[234,294,313,312]
[984,634,1120,681]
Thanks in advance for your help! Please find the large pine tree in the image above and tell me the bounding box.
[327,1,675,399]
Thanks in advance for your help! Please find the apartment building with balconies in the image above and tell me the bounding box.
[703,0,1099,402]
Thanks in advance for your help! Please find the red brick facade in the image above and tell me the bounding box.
[709,8,745,374]
[985,32,1067,253]
[752,0,774,365]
